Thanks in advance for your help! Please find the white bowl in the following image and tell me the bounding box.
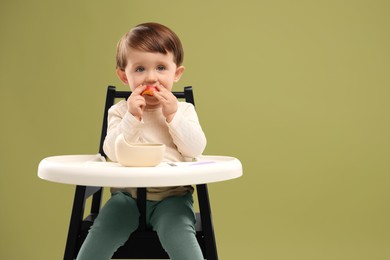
[115,134,165,167]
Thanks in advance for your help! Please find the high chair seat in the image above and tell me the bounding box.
[63,86,219,259]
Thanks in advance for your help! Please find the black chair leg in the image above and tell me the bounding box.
[137,187,147,231]
[64,185,87,260]
[196,184,218,260]
[90,187,103,216]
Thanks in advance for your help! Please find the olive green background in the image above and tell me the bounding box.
[1,0,389,259]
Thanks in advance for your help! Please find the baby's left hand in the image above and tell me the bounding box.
[154,85,178,122]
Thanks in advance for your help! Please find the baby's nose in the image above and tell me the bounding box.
[145,71,158,83]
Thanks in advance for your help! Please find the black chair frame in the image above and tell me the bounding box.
[63,86,218,259]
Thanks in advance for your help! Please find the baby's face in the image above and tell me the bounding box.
[123,48,182,93]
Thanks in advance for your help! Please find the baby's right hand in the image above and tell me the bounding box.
[127,85,147,121]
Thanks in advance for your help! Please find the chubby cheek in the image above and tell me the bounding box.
[160,82,173,91]
[123,72,139,89]
[128,80,143,91]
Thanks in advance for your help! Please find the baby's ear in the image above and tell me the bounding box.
[174,66,185,82]
[116,68,128,84]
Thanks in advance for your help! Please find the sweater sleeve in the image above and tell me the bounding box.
[103,101,144,161]
[167,102,207,160]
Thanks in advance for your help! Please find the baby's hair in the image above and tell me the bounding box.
[116,22,184,71]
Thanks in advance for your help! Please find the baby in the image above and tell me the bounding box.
[76,22,207,260]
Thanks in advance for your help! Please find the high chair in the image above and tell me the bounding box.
[63,86,218,259]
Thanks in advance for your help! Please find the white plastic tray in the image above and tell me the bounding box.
[38,154,243,187]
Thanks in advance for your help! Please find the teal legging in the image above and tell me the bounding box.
[76,191,203,260]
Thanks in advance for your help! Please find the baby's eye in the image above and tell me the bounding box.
[156,65,166,71]
[135,66,145,72]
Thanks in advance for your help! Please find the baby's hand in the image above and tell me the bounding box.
[127,85,147,121]
[154,85,178,122]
